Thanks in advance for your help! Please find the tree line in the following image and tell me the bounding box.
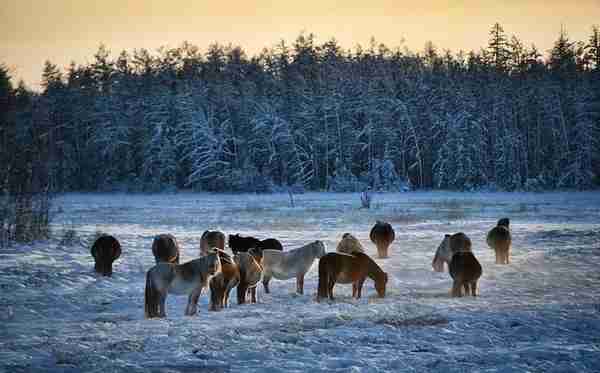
[2,23,600,196]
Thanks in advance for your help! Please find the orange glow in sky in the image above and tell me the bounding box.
[2,0,599,89]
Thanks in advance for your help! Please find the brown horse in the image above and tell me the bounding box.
[200,230,226,256]
[152,234,180,264]
[208,250,240,311]
[317,252,388,302]
[144,252,221,318]
[432,233,482,297]
[91,235,121,276]
[487,218,512,264]
[370,221,395,258]
[235,250,263,304]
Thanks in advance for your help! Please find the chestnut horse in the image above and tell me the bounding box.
[200,230,225,256]
[208,250,240,311]
[152,234,180,264]
[432,233,482,297]
[487,218,512,264]
[144,252,221,318]
[235,250,263,304]
[370,221,395,259]
[317,252,388,302]
[91,235,121,276]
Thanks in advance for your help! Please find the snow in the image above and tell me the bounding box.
[2,191,600,372]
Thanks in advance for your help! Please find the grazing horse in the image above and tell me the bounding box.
[317,252,388,302]
[487,218,512,264]
[208,250,240,311]
[152,234,180,264]
[336,233,365,255]
[91,235,121,276]
[262,240,326,294]
[234,250,263,304]
[370,221,395,259]
[228,234,260,254]
[200,230,226,256]
[144,253,221,318]
[432,233,482,297]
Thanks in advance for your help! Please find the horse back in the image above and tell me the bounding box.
[370,221,395,244]
[449,252,482,282]
[487,226,511,247]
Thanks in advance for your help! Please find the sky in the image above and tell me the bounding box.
[2,0,599,90]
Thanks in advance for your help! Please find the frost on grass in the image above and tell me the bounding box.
[1,192,600,372]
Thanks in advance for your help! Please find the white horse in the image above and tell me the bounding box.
[262,240,326,294]
[144,252,221,318]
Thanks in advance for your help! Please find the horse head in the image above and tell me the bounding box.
[432,234,452,272]
[375,272,388,297]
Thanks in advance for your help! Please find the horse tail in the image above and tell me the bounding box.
[144,270,160,318]
[317,257,329,302]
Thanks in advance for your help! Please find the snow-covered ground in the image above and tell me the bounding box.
[2,192,600,372]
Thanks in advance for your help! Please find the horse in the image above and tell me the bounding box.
[262,240,326,294]
[432,233,482,297]
[200,230,226,256]
[228,234,283,256]
[208,250,240,311]
[151,234,180,264]
[257,238,283,253]
[90,234,121,276]
[144,252,221,318]
[228,234,260,254]
[487,218,512,264]
[317,252,388,302]
[336,233,365,255]
[370,221,395,259]
[234,250,263,304]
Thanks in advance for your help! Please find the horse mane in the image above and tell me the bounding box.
[361,253,385,281]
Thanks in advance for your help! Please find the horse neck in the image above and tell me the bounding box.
[366,257,383,281]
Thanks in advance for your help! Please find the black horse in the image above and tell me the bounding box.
[228,234,283,255]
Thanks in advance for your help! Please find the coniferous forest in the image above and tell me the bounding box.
[2,24,600,196]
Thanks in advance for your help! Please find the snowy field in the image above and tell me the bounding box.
[2,191,600,372]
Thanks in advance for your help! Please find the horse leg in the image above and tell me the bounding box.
[505,248,511,264]
[495,249,501,264]
[471,281,479,296]
[186,287,202,316]
[250,287,257,303]
[263,275,271,294]
[356,279,365,299]
[159,292,167,318]
[451,280,463,297]
[352,282,357,298]
[463,282,471,296]
[296,274,304,295]
[328,279,335,300]
[237,283,247,305]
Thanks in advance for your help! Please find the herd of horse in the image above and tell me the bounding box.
[88,218,513,318]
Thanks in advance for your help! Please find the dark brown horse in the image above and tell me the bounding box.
[91,235,121,276]
[228,234,283,256]
[209,250,240,311]
[200,230,226,256]
[370,221,395,258]
[152,234,180,264]
[432,233,482,297]
[487,218,512,264]
[317,252,388,302]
